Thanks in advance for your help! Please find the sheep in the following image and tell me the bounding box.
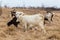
[15,12,46,33]
[44,11,55,24]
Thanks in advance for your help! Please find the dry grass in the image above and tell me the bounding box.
[0,8,60,40]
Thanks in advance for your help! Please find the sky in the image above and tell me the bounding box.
[0,0,60,8]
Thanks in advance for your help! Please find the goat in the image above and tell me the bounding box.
[15,12,46,33]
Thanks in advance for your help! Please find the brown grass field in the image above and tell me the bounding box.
[0,8,60,40]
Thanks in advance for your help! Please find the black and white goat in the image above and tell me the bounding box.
[7,16,20,27]
[44,11,55,24]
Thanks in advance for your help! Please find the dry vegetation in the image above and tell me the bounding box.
[0,8,60,40]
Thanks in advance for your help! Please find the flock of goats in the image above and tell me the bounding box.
[7,9,55,34]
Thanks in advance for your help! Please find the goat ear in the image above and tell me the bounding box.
[22,13,24,15]
[23,14,24,15]
[53,13,55,14]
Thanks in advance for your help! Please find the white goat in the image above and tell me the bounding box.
[15,12,46,33]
